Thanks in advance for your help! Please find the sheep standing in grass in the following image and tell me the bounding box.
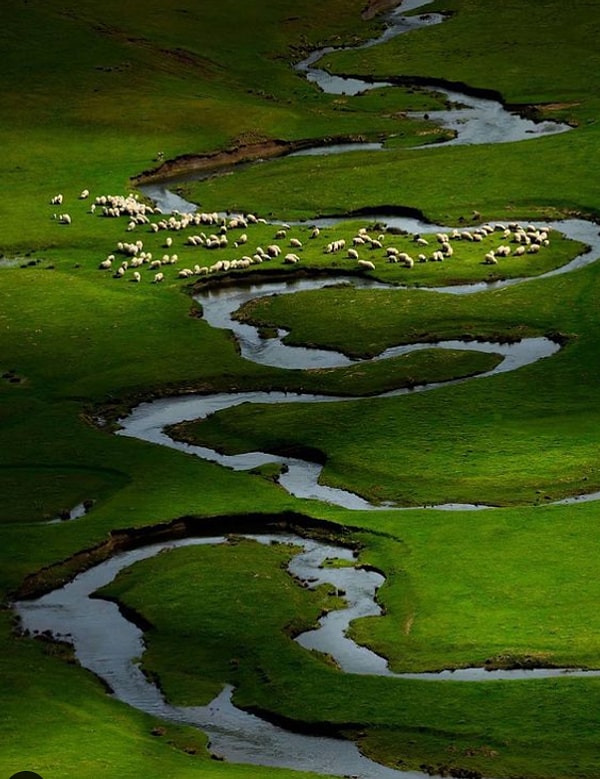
[358,259,375,271]
[153,272,164,283]
[348,248,359,260]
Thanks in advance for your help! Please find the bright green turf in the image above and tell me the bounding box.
[3,0,600,777]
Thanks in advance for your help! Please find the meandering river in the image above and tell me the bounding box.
[16,1,600,777]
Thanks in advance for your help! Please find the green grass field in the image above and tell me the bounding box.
[3,0,600,777]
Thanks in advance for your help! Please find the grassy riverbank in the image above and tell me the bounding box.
[3,0,600,778]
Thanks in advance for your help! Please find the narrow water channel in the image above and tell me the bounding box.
[16,533,600,778]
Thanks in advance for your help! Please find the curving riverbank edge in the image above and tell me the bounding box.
[131,135,381,187]
[11,512,357,601]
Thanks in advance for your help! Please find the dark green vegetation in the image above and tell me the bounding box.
[3,0,600,778]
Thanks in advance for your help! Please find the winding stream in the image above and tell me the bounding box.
[139,0,571,212]
[118,211,600,512]
[16,2,600,777]
[17,532,600,779]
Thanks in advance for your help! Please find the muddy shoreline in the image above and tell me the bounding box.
[131,135,377,187]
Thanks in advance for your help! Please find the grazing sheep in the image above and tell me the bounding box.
[357,259,375,271]
[59,213,72,224]
[153,272,164,283]
[275,229,287,239]
[310,227,320,239]
[284,253,300,264]
[51,194,64,205]
[484,251,497,265]
[512,245,526,256]
[79,189,90,200]
[348,248,359,260]
[132,271,141,283]
[326,240,345,253]
[404,257,414,269]
[289,238,303,249]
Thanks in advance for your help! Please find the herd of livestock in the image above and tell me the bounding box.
[50,189,554,285]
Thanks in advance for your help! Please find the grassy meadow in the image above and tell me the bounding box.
[3,0,600,778]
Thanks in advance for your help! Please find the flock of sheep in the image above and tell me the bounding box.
[49,189,555,285]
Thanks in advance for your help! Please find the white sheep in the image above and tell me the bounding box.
[348,248,359,260]
[153,272,164,283]
[289,238,303,249]
[357,259,375,271]
[79,189,90,200]
[132,271,141,283]
[284,253,300,264]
